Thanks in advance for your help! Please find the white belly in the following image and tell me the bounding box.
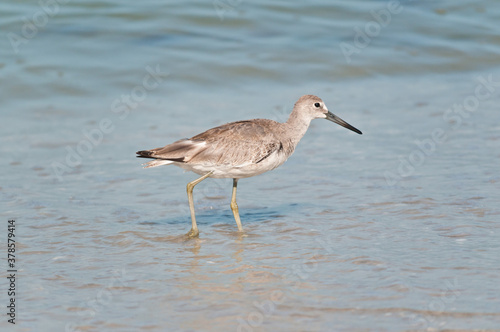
[174,150,290,179]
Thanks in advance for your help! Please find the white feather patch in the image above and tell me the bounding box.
[142,160,174,169]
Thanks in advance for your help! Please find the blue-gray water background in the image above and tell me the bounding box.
[1,0,500,331]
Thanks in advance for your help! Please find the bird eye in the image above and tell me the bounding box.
[314,102,320,108]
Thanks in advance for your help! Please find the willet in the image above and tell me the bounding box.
[137,95,362,237]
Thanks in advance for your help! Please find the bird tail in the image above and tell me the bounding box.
[141,159,174,169]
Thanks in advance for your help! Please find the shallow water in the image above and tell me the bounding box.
[1,0,500,331]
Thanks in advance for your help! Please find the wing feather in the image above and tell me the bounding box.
[136,119,286,167]
[136,139,207,162]
[188,120,283,166]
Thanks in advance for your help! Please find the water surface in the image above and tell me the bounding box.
[1,0,499,331]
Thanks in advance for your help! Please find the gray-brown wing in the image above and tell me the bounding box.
[137,119,284,166]
[136,138,207,162]
[188,119,285,166]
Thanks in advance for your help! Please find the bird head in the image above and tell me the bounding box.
[295,95,362,135]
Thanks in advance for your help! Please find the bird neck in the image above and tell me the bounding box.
[284,108,312,146]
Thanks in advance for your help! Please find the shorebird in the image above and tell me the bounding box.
[137,95,362,237]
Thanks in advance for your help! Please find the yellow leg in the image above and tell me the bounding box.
[230,178,244,232]
[186,171,213,237]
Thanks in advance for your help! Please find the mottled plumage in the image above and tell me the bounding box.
[137,95,362,237]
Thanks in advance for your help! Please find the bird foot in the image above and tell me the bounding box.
[185,228,199,238]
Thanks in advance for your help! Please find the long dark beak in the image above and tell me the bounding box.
[325,111,362,135]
